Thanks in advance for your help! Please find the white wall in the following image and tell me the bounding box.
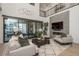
[1,3,45,21]
[0,4,3,43]
[0,3,46,43]
[70,5,79,44]
[0,13,3,43]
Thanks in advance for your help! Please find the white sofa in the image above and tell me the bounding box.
[3,27,38,56]
[54,35,73,45]
[10,41,37,56]
[4,41,38,56]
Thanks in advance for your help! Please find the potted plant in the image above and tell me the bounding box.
[35,28,43,40]
[43,22,48,35]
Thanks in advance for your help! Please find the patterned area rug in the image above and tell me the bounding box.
[38,39,71,56]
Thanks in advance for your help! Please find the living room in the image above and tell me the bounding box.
[0,3,79,56]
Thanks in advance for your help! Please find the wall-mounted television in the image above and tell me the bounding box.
[52,22,63,30]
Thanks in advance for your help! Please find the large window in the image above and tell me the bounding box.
[4,18,18,42]
[4,16,42,42]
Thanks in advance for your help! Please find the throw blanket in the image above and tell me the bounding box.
[18,37,30,47]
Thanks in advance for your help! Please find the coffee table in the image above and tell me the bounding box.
[32,38,50,48]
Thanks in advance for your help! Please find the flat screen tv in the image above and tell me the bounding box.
[52,22,63,30]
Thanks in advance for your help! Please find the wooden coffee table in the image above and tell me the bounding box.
[32,38,50,48]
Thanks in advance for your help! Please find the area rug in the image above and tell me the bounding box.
[38,39,71,56]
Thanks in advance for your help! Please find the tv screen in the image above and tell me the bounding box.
[52,22,63,30]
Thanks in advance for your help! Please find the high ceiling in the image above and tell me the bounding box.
[40,3,58,11]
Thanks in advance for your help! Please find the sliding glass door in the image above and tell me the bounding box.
[28,21,36,38]
[4,17,43,42]
[4,18,28,42]
[36,22,42,32]
[18,20,28,37]
[28,21,43,38]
